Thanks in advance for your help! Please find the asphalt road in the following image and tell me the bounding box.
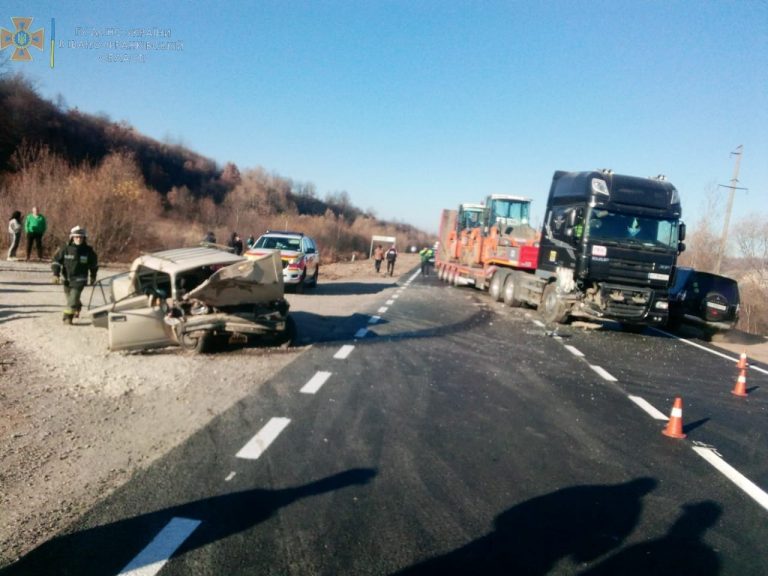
[4,268,767,576]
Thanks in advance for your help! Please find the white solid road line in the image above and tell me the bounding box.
[590,365,618,382]
[354,328,369,339]
[652,327,768,376]
[334,344,355,359]
[564,345,584,357]
[301,371,332,395]
[118,517,201,576]
[236,417,291,460]
[628,395,669,421]
[693,446,768,512]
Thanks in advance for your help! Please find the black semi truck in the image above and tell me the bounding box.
[504,170,686,328]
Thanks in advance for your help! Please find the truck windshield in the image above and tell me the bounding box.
[491,199,530,227]
[587,210,680,249]
[459,209,483,230]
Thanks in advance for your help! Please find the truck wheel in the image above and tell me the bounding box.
[489,272,507,302]
[447,268,456,285]
[503,273,523,308]
[541,283,569,324]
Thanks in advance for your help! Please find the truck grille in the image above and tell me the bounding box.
[599,283,654,319]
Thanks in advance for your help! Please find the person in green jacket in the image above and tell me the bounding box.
[51,226,99,324]
[24,206,47,261]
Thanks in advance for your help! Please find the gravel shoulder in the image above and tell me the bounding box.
[0,254,419,566]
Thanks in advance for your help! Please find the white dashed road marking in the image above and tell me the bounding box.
[590,365,618,382]
[386,299,395,306]
[564,345,584,357]
[118,517,201,576]
[693,446,768,512]
[236,417,291,460]
[652,327,768,376]
[334,345,355,359]
[377,306,389,314]
[368,315,381,325]
[301,371,332,395]
[628,395,669,421]
[354,328,369,339]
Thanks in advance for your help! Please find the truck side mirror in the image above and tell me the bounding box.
[678,242,686,253]
[679,222,686,241]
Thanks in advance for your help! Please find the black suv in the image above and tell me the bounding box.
[668,268,740,332]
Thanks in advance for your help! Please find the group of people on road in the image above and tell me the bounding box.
[372,244,434,277]
[202,231,256,256]
[373,244,399,276]
[7,206,47,262]
[7,206,99,325]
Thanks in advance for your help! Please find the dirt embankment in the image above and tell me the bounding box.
[0,253,419,566]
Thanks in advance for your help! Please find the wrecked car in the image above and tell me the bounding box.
[86,246,291,352]
[667,267,740,333]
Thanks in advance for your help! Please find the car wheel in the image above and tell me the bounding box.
[309,268,319,288]
[702,292,729,322]
[295,273,306,294]
[278,316,296,348]
[541,283,569,324]
[181,330,213,353]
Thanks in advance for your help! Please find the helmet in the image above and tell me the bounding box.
[69,226,87,238]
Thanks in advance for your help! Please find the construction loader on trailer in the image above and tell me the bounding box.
[436,195,540,297]
[436,170,686,328]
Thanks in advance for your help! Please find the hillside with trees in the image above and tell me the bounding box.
[0,73,432,263]
[1,72,765,335]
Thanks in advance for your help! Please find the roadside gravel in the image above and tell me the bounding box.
[0,254,418,566]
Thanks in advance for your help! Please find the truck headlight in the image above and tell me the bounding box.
[655,301,669,310]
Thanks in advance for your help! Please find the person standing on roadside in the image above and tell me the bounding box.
[385,244,398,277]
[373,244,384,274]
[51,226,99,325]
[24,206,47,261]
[419,246,434,277]
[227,232,244,255]
[7,210,22,261]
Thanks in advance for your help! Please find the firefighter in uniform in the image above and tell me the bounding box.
[51,226,99,324]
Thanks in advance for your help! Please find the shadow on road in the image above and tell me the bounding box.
[310,281,396,296]
[0,468,377,576]
[389,477,720,576]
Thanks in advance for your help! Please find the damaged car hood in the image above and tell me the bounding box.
[186,252,284,306]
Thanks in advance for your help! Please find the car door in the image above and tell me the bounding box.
[303,237,318,278]
[107,304,175,351]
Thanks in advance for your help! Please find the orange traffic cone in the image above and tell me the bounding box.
[662,397,687,439]
[731,367,748,397]
[736,351,748,371]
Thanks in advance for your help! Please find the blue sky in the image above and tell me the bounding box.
[4,1,767,235]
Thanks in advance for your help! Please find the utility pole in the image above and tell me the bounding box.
[715,145,746,274]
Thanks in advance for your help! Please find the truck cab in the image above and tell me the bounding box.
[537,170,685,326]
